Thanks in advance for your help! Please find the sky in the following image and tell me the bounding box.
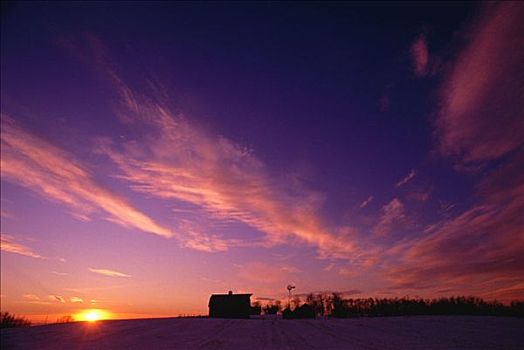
[1,2,523,322]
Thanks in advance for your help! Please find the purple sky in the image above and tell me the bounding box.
[1,2,523,321]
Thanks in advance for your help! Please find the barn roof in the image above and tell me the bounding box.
[208,292,252,306]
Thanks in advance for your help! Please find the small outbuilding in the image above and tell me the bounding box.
[208,291,253,318]
[282,304,316,319]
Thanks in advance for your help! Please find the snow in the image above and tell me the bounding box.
[1,316,523,349]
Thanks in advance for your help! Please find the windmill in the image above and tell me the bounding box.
[286,284,295,307]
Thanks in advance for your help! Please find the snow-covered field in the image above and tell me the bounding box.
[2,316,523,349]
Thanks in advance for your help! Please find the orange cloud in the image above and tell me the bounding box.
[56,33,362,258]
[88,268,131,278]
[0,234,44,259]
[23,294,40,301]
[1,115,173,238]
[48,295,66,303]
[52,271,68,276]
[89,63,357,259]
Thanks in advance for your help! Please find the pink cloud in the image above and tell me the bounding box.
[87,62,357,259]
[359,196,374,208]
[23,294,41,301]
[395,170,416,187]
[435,2,524,164]
[178,220,232,252]
[0,234,44,259]
[323,263,336,272]
[384,148,524,301]
[381,4,524,301]
[1,116,173,238]
[372,198,405,236]
[88,268,131,278]
[410,34,429,76]
[385,3,524,301]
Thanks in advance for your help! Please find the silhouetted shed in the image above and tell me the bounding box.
[208,291,253,318]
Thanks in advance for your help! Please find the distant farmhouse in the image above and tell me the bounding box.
[209,291,258,318]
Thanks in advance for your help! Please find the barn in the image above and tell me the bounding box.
[208,291,253,318]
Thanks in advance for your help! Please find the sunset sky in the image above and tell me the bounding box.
[1,2,523,322]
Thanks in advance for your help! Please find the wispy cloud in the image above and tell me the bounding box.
[88,268,131,278]
[323,263,336,271]
[51,271,68,276]
[396,170,416,187]
[435,2,524,164]
[372,198,405,236]
[359,196,374,209]
[1,115,173,238]
[78,37,357,259]
[1,234,44,259]
[385,179,524,299]
[48,295,66,303]
[70,296,84,303]
[383,3,524,301]
[410,34,429,76]
[23,294,40,301]
[338,267,356,277]
[176,219,233,253]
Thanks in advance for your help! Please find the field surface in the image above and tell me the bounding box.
[2,316,523,349]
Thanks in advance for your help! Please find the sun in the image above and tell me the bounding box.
[84,310,102,322]
[75,309,109,322]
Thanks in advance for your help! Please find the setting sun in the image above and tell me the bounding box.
[75,309,110,323]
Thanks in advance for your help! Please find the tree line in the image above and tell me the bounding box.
[261,294,524,318]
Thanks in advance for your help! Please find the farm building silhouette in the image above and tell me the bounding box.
[208,291,256,318]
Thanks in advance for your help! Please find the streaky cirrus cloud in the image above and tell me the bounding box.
[410,34,429,76]
[176,219,239,253]
[79,39,358,260]
[1,115,173,238]
[359,196,374,208]
[385,165,524,300]
[52,271,68,276]
[48,295,66,303]
[384,2,524,301]
[0,234,44,259]
[23,294,41,301]
[372,198,405,236]
[395,170,416,187]
[323,263,336,271]
[88,268,131,278]
[435,2,524,164]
